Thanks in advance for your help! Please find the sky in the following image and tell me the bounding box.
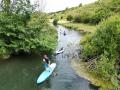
[31,0,98,13]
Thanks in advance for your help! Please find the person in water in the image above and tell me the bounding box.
[43,55,50,70]
[60,47,63,51]
[63,31,66,36]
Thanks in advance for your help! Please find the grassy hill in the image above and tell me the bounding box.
[50,0,120,24]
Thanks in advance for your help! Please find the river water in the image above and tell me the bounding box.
[0,25,98,90]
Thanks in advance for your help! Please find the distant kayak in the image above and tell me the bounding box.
[55,49,64,54]
[37,63,56,84]
[63,31,66,36]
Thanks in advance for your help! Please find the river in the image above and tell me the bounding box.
[0,25,98,90]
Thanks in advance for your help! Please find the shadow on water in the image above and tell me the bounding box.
[0,54,43,90]
[0,25,99,90]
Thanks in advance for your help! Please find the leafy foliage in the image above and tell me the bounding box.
[49,0,120,88]
[1,0,11,13]
[53,18,58,26]
[81,14,120,88]
[0,0,57,58]
[66,15,73,21]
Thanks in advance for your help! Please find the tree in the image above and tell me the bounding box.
[11,0,33,26]
[53,19,58,26]
[0,0,57,58]
[34,0,46,12]
[67,15,73,21]
[79,3,82,7]
[1,0,11,14]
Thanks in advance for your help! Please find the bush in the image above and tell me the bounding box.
[95,52,117,80]
[74,15,81,23]
[0,12,57,58]
[61,16,63,19]
[67,15,73,21]
[73,11,92,24]
[79,3,82,7]
[82,14,120,58]
[91,7,113,24]
[81,14,120,87]
[53,19,58,26]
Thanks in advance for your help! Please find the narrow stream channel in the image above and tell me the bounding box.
[0,25,98,90]
[38,25,98,90]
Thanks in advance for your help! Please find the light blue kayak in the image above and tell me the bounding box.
[37,63,56,84]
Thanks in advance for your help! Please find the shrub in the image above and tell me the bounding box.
[74,15,81,23]
[67,15,73,21]
[82,14,120,58]
[79,3,82,7]
[81,14,120,87]
[0,12,57,58]
[53,19,58,26]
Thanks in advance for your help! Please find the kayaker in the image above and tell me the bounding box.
[63,31,66,36]
[43,54,50,70]
[60,47,63,51]
[58,47,63,52]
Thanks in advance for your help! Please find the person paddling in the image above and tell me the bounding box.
[63,31,66,36]
[59,47,63,51]
[43,54,58,76]
[43,55,50,71]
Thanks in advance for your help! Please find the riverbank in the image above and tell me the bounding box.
[58,20,96,34]
[57,21,114,89]
[71,59,115,90]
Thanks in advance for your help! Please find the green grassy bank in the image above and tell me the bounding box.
[58,21,96,33]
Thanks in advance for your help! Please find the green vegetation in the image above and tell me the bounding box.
[50,0,120,89]
[66,15,73,21]
[53,18,58,26]
[0,0,57,59]
[81,15,120,89]
[71,60,114,90]
[60,23,96,33]
[50,0,120,25]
